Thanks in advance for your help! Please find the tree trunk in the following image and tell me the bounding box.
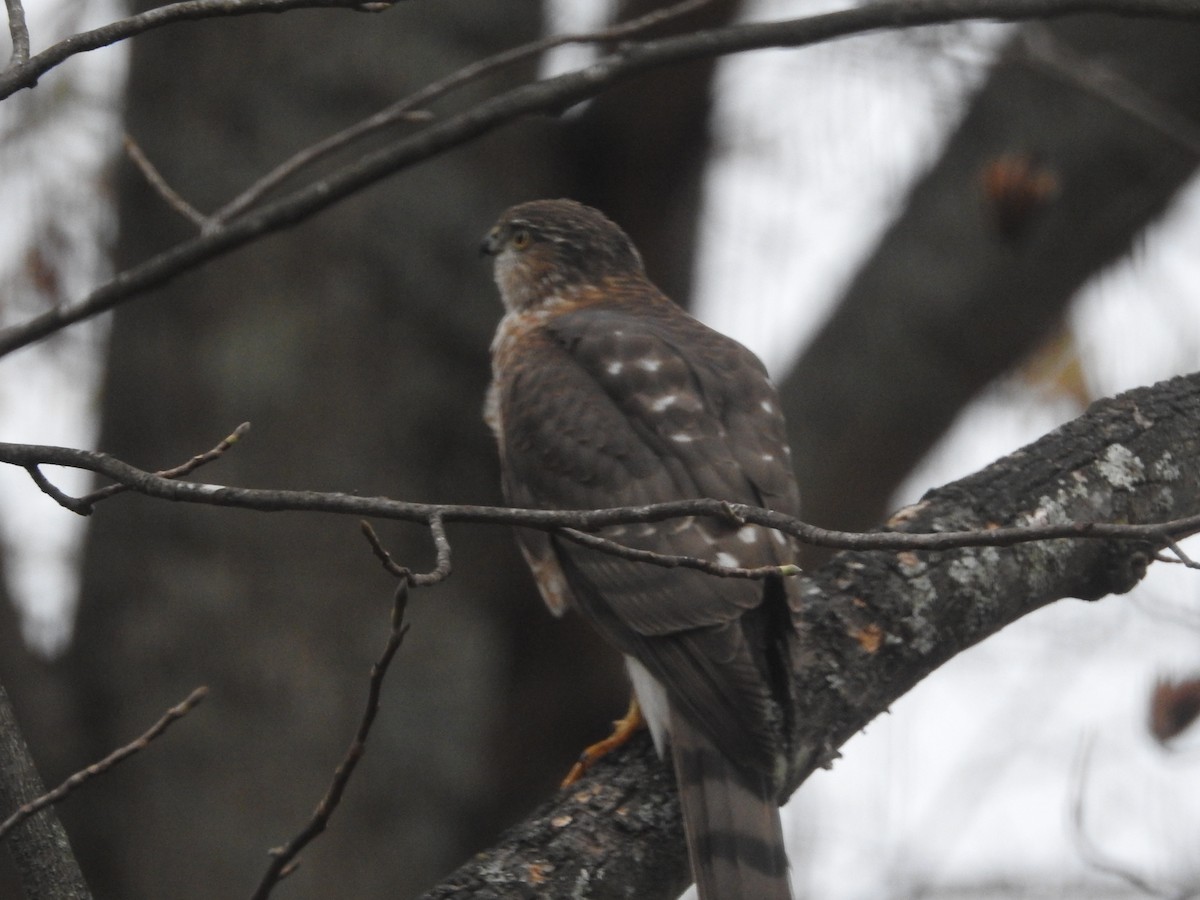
[57,6,572,897]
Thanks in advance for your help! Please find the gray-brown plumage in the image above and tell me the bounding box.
[482,199,798,900]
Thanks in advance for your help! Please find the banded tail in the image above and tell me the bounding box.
[669,706,793,900]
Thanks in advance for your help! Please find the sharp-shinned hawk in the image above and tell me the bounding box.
[482,199,799,900]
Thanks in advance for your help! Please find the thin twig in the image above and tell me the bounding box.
[78,421,250,507]
[0,0,398,99]
[124,133,211,228]
[25,423,250,514]
[361,515,452,587]
[0,438,1196,562]
[411,514,452,586]
[1159,539,1200,570]
[3,0,1200,357]
[24,465,90,514]
[4,0,30,67]
[210,0,716,223]
[560,527,801,580]
[0,686,207,840]
[249,581,410,899]
[0,683,91,896]
[361,520,408,578]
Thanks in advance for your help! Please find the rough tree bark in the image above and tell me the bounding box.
[423,368,1199,899]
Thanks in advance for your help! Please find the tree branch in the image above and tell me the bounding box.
[122,133,210,228]
[0,687,207,842]
[2,372,1199,564]
[0,683,92,900]
[0,0,400,99]
[421,354,1200,899]
[4,0,30,67]
[2,0,1198,358]
[209,0,718,224]
[249,583,409,899]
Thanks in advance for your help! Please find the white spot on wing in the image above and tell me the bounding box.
[606,360,623,376]
[760,399,775,414]
[716,551,740,568]
[761,452,775,462]
[671,433,696,443]
[637,357,663,372]
[649,393,679,412]
[772,530,788,546]
[670,516,695,534]
[736,525,758,544]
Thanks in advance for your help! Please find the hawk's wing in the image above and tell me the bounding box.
[495,297,799,769]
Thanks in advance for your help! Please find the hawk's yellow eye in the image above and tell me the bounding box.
[511,228,532,250]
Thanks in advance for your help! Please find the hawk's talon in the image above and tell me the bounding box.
[560,696,644,788]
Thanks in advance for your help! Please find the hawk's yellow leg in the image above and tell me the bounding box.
[561,695,644,787]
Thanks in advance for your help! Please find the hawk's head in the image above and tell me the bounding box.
[481,199,645,312]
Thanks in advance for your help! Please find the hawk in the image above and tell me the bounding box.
[482,199,799,900]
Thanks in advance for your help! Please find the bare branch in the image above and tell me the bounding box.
[249,579,410,899]
[4,0,30,67]
[212,0,718,223]
[123,133,211,228]
[25,421,250,514]
[0,436,1197,554]
[0,686,207,841]
[3,0,1199,358]
[78,420,250,507]
[25,464,91,515]
[560,526,801,580]
[1159,539,1200,569]
[360,514,451,586]
[423,366,1200,896]
[0,683,92,898]
[412,513,452,587]
[2,366,1199,565]
[0,0,400,99]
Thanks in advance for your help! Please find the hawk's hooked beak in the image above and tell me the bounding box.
[480,228,502,257]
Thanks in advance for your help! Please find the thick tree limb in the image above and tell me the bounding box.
[2,0,1199,358]
[419,371,1200,898]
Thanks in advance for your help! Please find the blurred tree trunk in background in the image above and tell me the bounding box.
[51,4,571,897]
[783,16,1200,545]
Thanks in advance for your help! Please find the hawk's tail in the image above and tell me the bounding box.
[669,707,793,900]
